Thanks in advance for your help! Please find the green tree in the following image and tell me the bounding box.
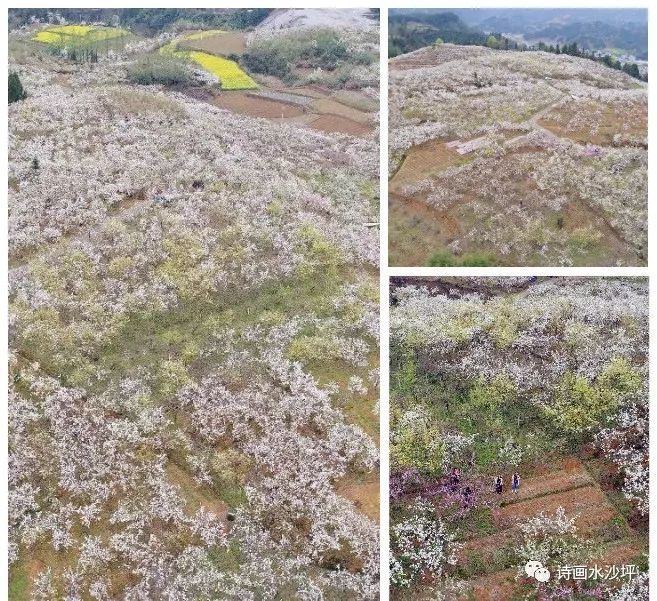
[8,71,26,104]
[391,421,445,477]
[547,358,641,433]
[468,374,517,414]
[486,35,500,49]
[623,62,641,79]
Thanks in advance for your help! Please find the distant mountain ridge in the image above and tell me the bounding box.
[389,9,648,62]
[453,8,647,59]
[478,17,646,59]
[388,11,489,57]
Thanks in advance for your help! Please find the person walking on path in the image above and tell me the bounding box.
[462,485,473,509]
[494,475,503,494]
[449,468,461,491]
[512,472,521,493]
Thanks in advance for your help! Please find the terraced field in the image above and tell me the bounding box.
[388,44,648,267]
[465,474,642,600]
[159,28,378,138]
[214,85,377,138]
[395,458,646,601]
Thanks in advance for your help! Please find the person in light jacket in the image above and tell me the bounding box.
[511,471,521,494]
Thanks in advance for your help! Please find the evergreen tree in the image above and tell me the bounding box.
[623,62,641,79]
[8,71,27,104]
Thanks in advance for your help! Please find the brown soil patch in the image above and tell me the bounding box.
[494,485,617,532]
[214,92,304,119]
[459,528,520,562]
[308,114,373,137]
[279,86,330,99]
[563,457,583,471]
[388,191,464,266]
[594,539,644,566]
[178,31,246,55]
[538,100,647,146]
[462,568,519,601]
[390,139,468,193]
[336,476,380,522]
[527,456,582,477]
[311,97,371,123]
[498,466,593,505]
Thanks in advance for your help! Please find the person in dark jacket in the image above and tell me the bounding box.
[462,485,473,508]
[494,475,503,494]
[512,472,521,493]
[449,467,461,491]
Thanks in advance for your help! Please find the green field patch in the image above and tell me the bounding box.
[94,271,345,395]
[8,560,29,601]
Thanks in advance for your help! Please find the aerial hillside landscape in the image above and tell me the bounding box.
[389,277,648,600]
[8,8,380,599]
[389,31,647,267]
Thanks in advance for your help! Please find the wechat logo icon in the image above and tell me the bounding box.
[525,560,550,582]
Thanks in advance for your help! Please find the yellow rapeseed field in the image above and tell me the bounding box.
[183,29,227,41]
[33,24,127,45]
[187,51,257,89]
[160,34,257,91]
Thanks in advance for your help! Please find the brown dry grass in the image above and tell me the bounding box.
[389,139,466,193]
[538,100,647,146]
[336,476,379,522]
[309,114,374,137]
[178,31,246,56]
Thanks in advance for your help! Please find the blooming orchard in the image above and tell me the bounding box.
[389,44,647,266]
[9,18,380,600]
[389,277,648,598]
